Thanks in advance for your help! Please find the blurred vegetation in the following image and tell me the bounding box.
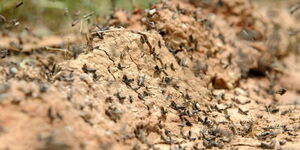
[0,0,156,34]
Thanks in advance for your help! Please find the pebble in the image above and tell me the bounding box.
[232,96,250,105]
[212,90,225,100]
[216,104,227,111]
[234,88,248,96]
[79,74,88,81]
[9,67,18,75]
[148,9,157,16]
[195,103,201,111]
[238,106,249,115]
[279,140,286,145]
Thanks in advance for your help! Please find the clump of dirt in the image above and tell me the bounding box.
[0,0,300,150]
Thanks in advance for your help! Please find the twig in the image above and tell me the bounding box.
[232,143,257,147]
[45,47,71,55]
[289,3,300,14]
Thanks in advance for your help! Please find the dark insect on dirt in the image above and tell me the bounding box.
[138,93,145,100]
[129,95,133,103]
[187,130,196,141]
[38,58,62,81]
[136,32,153,51]
[122,75,134,87]
[238,107,249,115]
[82,64,97,74]
[105,97,113,103]
[181,117,192,127]
[95,25,105,39]
[154,65,162,75]
[158,40,162,48]
[15,1,23,9]
[140,35,146,44]
[105,106,122,122]
[160,107,167,120]
[168,47,181,55]
[80,114,93,126]
[47,107,56,123]
[265,104,279,114]
[162,76,172,84]
[281,109,292,115]
[114,92,126,104]
[170,101,185,111]
[117,63,125,70]
[70,46,84,59]
[275,88,287,95]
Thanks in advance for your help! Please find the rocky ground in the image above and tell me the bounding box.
[0,0,300,150]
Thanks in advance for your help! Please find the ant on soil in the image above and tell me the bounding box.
[122,75,134,87]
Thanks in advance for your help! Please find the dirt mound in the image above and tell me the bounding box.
[0,0,300,150]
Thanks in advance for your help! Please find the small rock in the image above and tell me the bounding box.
[9,67,18,75]
[211,76,229,89]
[79,74,88,81]
[148,9,157,16]
[232,96,251,105]
[238,106,249,115]
[195,103,201,111]
[234,88,248,96]
[279,140,286,145]
[212,90,225,97]
[216,104,227,111]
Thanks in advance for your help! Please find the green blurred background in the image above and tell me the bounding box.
[0,0,156,34]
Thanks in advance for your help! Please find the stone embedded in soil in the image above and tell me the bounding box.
[234,88,248,97]
[232,95,251,105]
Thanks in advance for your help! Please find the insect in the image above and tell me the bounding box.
[114,92,126,104]
[47,107,55,123]
[122,75,134,87]
[275,88,287,95]
[82,64,96,74]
